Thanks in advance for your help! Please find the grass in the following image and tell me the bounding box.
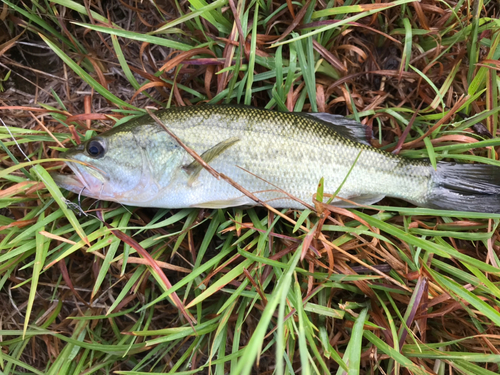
[1,0,500,374]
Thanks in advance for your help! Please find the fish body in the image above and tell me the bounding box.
[55,105,500,213]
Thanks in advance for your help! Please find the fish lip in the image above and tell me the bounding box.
[52,173,85,192]
[58,151,110,194]
[65,160,92,191]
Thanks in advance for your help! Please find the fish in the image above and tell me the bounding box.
[53,105,500,213]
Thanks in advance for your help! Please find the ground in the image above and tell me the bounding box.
[0,0,500,374]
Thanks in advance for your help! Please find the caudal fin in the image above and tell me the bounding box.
[427,162,500,213]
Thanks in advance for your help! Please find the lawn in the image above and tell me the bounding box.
[0,0,500,374]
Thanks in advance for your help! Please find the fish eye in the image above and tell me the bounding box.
[86,139,105,158]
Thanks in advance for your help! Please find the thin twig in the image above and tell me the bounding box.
[29,111,65,148]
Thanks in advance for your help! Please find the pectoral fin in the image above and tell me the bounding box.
[183,137,240,185]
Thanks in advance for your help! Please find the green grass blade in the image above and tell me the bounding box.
[153,0,230,34]
[31,165,89,245]
[348,308,368,375]
[111,35,140,90]
[409,64,445,111]
[294,34,317,112]
[233,244,302,375]
[364,331,428,375]
[400,18,412,72]
[427,266,500,327]
[271,0,417,47]
[23,212,49,338]
[73,23,193,52]
[294,278,311,375]
[244,2,259,106]
[40,34,139,110]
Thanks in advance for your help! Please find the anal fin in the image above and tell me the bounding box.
[191,196,251,209]
[329,194,385,208]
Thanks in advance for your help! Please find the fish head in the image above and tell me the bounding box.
[54,125,183,205]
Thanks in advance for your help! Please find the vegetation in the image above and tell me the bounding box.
[1,0,500,373]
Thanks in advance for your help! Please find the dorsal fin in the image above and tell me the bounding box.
[306,113,372,146]
[183,137,240,185]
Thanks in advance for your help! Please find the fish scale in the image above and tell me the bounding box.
[54,105,500,213]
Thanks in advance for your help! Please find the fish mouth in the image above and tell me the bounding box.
[52,173,86,193]
[54,155,109,198]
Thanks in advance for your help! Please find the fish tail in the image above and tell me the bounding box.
[426,162,500,213]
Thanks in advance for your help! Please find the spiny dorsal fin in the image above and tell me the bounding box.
[184,137,240,185]
[306,113,372,146]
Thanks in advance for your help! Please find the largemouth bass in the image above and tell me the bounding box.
[54,105,500,213]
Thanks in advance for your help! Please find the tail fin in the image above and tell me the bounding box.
[427,162,500,213]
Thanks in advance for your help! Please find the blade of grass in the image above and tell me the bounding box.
[353,210,500,274]
[399,18,412,73]
[40,34,139,110]
[23,212,49,338]
[31,165,89,245]
[364,331,428,375]
[348,308,368,375]
[426,265,500,327]
[293,276,311,375]
[271,0,417,47]
[153,0,229,34]
[409,64,445,111]
[186,258,253,309]
[48,0,113,24]
[111,35,140,90]
[244,2,258,106]
[72,23,193,52]
[2,0,73,48]
[294,33,317,112]
[233,242,302,375]
[92,212,131,298]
